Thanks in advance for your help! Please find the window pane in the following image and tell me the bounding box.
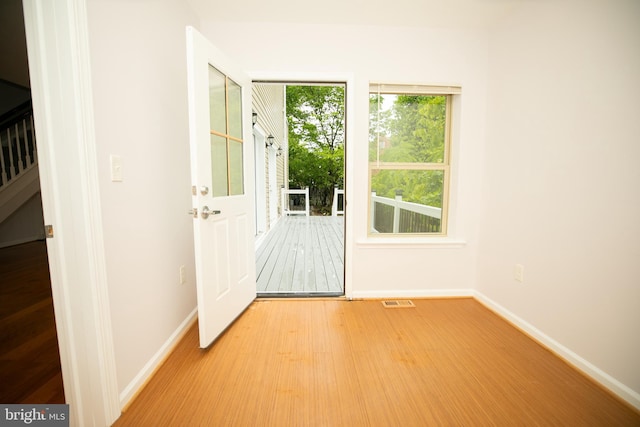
[208,66,227,134]
[228,78,242,139]
[369,94,446,164]
[229,139,244,195]
[211,134,228,197]
[370,169,444,233]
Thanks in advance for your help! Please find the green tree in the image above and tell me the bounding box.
[369,94,446,208]
[286,85,345,213]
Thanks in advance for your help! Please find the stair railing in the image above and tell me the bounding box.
[0,100,37,189]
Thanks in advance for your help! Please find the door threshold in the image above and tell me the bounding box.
[257,292,345,299]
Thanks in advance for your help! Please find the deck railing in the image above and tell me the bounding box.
[370,191,441,233]
[282,187,310,216]
[331,188,344,217]
[0,101,37,189]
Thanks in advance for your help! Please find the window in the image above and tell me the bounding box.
[368,83,459,235]
[209,65,244,197]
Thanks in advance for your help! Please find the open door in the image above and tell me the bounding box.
[186,27,256,348]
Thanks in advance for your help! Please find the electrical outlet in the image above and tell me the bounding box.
[179,265,186,285]
[514,264,524,283]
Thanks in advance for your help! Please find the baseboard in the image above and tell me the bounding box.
[473,291,640,411]
[119,308,198,409]
[350,288,474,300]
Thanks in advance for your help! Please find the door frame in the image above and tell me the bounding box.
[250,73,355,299]
[253,126,267,241]
[23,0,121,425]
[267,140,278,225]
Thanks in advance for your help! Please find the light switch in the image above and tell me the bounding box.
[110,155,123,182]
[514,264,524,283]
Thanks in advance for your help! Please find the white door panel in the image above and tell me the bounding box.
[186,27,256,348]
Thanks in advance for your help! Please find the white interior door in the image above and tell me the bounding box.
[186,27,256,348]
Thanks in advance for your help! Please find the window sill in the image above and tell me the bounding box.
[355,237,467,249]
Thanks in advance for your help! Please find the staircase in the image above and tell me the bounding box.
[0,100,40,227]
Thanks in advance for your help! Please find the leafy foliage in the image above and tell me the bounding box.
[369,94,446,208]
[287,86,345,214]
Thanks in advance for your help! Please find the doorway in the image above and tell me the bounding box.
[252,82,346,297]
[0,0,64,404]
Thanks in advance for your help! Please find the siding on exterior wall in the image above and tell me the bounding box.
[252,84,286,230]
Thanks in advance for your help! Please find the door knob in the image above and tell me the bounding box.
[201,206,221,219]
[188,208,198,218]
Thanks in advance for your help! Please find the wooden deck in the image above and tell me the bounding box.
[256,216,344,295]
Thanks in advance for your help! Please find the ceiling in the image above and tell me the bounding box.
[0,0,525,93]
[186,0,524,29]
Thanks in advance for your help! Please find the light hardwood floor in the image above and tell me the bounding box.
[256,216,344,294]
[114,298,639,426]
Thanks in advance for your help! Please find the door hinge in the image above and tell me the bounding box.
[44,225,54,238]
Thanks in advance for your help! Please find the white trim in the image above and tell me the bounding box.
[268,144,278,223]
[474,291,640,411]
[356,238,467,249]
[351,289,474,300]
[369,82,462,95]
[253,126,267,237]
[23,0,120,425]
[119,308,198,407]
[249,71,355,299]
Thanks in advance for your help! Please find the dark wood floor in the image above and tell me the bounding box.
[115,298,640,426]
[0,240,65,403]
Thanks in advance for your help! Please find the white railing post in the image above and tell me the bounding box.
[281,187,286,217]
[331,187,344,216]
[281,187,310,216]
[393,190,403,233]
[370,192,441,233]
[304,187,310,216]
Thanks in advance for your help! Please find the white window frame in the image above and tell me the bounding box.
[367,83,460,238]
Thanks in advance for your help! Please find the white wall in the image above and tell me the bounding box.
[478,0,640,405]
[80,0,639,411]
[86,0,199,400]
[200,22,490,297]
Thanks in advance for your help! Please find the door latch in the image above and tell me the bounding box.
[201,206,221,219]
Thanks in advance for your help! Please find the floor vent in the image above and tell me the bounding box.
[381,300,415,308]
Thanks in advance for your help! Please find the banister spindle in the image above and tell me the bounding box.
[14,122,24,174]
[22,118,32,167]
[6,127,15,179]
[0,131,7,185]
[30,115,37,164]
